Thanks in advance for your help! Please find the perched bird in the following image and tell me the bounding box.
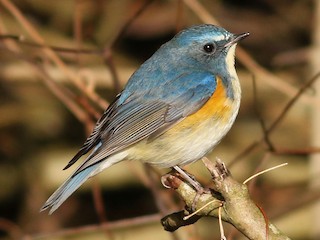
[41,24,249,214]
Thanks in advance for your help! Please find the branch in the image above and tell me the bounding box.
[230,72,320,165]
[161,159,291,240]
[0,0,108,109]
[29,214,161,239]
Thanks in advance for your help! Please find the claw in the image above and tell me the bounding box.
[173,166,211,212]
[173,166,203,192]
[161,174,172,189]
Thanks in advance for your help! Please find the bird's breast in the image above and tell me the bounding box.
[177,76,233,127]
[127,76,240,168]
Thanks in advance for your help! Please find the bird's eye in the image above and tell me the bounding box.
[203,43,216,53]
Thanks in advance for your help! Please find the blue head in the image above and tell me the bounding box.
[160,24,249,78]
[121,24,249,103]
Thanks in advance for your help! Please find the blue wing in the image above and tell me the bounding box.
[41,71,217,213]
[64,71,217,175]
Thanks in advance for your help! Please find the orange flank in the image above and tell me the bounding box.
[175,76,232,129]
[128,76,237,167]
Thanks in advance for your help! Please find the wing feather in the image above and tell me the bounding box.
[63,95,120,170]
[68,72,217,175]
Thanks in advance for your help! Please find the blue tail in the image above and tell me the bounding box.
[40,164,99,214]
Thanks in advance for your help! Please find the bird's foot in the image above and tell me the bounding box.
[173,166,210,211]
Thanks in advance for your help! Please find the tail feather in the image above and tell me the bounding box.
[40,164,99,214]
[41,150,128,214]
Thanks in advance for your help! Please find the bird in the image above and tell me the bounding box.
[41,24,249,214]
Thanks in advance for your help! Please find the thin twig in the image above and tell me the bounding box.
[0,0,108,109]
[272,147,320,155]
[219,206,226,240]
[183,199,221,220]
[230,72,320,166]
[251,74,275,151]
[0,35,102,55]
[28,214,161,239]
[74,0,83,65]
[2,45,95,126]
[270,189,320,220]
[0,15,21,52]
[143,165,176,216]
[267,72,320,134]
[162,160,291,239]
[247,152,271,193]
[243,163,288,185]
[0,33,23,40]
[91,178,107,223]
[103,49,122,95]
[102,0,155,94]
[0,218,24,240]
[108,0,155,48]
[91,178,114,239]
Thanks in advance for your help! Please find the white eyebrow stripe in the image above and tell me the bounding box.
[193,34,227,43]
[212,35,225,41]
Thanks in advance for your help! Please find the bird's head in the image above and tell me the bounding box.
[168,24,249,77]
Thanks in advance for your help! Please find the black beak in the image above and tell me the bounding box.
[224,32,250,48]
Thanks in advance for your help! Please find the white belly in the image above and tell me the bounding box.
[127,99,240,168]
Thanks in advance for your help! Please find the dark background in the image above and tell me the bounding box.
[0,0,319,239]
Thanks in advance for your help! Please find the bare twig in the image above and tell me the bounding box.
[0,38,102,54]
[0,218,24,240]
[74,0,83,65]
[102,0,156,94]
[28,214,161,239]
[230,72,320,165]
[247,152,272,194]
[108,0,155,48]
[218,206,227,240]
[267,72,320,134]
[143,165,182,240]
[243,163,288,185]
[91,178,114,239]
[0,15,21,52]
[91,178,108,223]
[103,48,122,95]
[161,159,291,240]
[272,147,320,155]
[0,0,108,109]
[252,74,275,152]
[0,28,100,55]
[270,189,320,220]
[144,165,171,215]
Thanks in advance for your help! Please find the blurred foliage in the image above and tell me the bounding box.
[0,0,319,240]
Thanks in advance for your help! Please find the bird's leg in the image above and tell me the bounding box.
[173,166,209,211]
[173,166,203,192]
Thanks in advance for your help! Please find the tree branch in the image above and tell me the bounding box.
[161,159,291,240]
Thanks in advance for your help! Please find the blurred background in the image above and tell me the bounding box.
[0,0,319,239]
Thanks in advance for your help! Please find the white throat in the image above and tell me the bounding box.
[226,44,241,101]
